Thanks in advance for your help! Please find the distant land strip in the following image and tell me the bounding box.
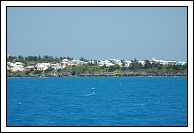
[7,55,187,77]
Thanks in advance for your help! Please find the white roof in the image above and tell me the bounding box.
[62,59,69,61]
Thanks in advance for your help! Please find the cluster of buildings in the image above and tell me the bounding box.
[7,62,25,72]
[98,59,122,67]
[148,58,187,66]
[7,58,187,72]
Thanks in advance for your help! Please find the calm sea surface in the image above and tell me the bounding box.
[7,77,187,126]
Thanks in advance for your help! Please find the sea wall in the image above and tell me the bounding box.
[7,70,187,77]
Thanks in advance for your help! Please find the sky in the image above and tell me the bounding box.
[7,7,187,61]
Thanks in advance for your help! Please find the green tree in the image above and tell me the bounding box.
[33,56,38,62]
[18,55,24,62]
[121,60,125,67]
[131,58,141,69]
[66,56,73,60]
[144,60,151,68]
[94,60,98,65]
[38,55,42,62]
[44,67,54,73]
[151,62,163,69]
[8,56,17,62]
[108,64,120,72]
[33,70,42,74]
[80,57,88,62]
[25,68,34,75]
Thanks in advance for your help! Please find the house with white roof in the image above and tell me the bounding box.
[98,60,115,67]
[149,58,160,64]
[69,60,80,66]
[7,62,25,71]
[50,63,62,70]
[25,65,35,70]
[109,59,122,66]
[60,59,70,68]
[36,63,50,70]
[149,58,170,65]
[159,60,168,65]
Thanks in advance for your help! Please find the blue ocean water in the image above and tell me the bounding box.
[7,77,187,126]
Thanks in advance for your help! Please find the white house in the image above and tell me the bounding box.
[106,62,115,67]
[98,60,108,66]
[149,58,169,65]
[167,60,176,65]
[60,59,70,68]
[69,60,80,66]
[50,63,62,70]
[88,60,95,64]
[36,63,50,70]
[8,62,25,71]
[98,60,115,67]
[159,60,168,65]
[25,65,35,70]
[149,58,160,64]
[124,61,132,67]
[109,59,122,66]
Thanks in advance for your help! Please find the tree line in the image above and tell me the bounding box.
[7,55,74,63]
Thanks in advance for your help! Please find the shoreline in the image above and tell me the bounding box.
[7,69,187,78]
[7,74,187,78]
[7,76,187,78]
